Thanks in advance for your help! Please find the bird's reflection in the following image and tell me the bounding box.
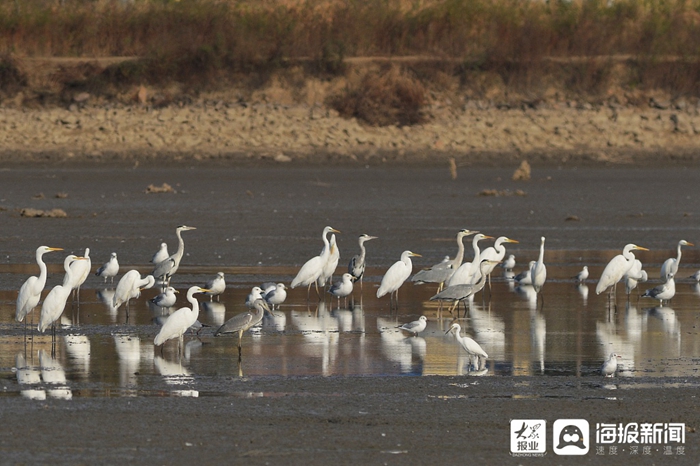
[201,301,226,327]
[645,306,681,338]
[262,309,287,332]
[39,349,72,400]
[466,302,505,361]
[577,284,589,304]
[377,317,425,374]
[154,355,198,397]
[515,284,539,310]
[15,353,46,400]
[113,334,148,391]
[530,309,546,375]
[596,320,636,377]
[96,288,117,322]
[290,301,338,375]
[63,334,91,379]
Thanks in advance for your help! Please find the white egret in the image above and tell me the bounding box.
[154,286,210,353]
[16,246,63,324]
[151,286,178,308]
[601,352,621,377]
[348,233,378,290]
[514,261,536,285]
[596,244,649,296]
[152,225,196,288]
[445,323,488,372]
[623,259,647,296]
[63,248,91,301]
[574,266,589,284]
[502,254,516,271]
[151,242,169,264]
[318,233,340,287]
[398,315,427,336]
[245,286,264,308]
[291,226,341,298]
[328,273,354,306]
[642,273,676,305]
[412,229,476,292]
[660,239,693,279]
[95,252,119,283]
[38,255,87,336]
[446,234,493,286]
[480,236,519,285]
[264,283,287,310]
[203,272,226,302]
[215,298,270,362]
[376,250,421,308]
[531,236,547,293]
[113,270,156,317]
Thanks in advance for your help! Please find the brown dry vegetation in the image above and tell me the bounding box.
[2,0,700,125]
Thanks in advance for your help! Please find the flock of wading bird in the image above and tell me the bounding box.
[13,225,697,372]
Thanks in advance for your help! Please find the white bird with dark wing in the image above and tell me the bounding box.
[151,286,178,308]
[264,283,287,310]
[151,242,169,264]
[245,286,264,308]
[398,315,427,336]
[574,266,589,284]
[203,272,226,302]
[328,273,354,305]
[95,252,119,283]
[642,272,676,305]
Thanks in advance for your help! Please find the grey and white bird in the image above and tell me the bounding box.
[412,229,476,291]
[328,273,354,306]
[16,246,63,324]
[502,254,516,271]
[150,242,170,265]
[263,283,287,310]
[151,286,178,308]
[601,352,621,377]
[445,322,488,372]
[95,252,119,283]
[245,286,264,308]
[398,315,427,336]
[377,250,421,308]
[514,261,536,285]
[642,273,676,305]
[152,225,196,289]
[690,270,700,282]
[430,259,499,314]
[215,298,270,361]
[348,234,378,289]
[574,266,589,284]
[203,272,226,302]
[291,226,341,298]
[660,239,693,279]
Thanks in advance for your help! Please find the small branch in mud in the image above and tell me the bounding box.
[145,183,176,194]
[19,208,68,218]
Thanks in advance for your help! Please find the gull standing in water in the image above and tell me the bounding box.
[574,266,589,284]
[601,352,621,377]
[154,286,210,355]
[398,315,427,337]
[660,239,693,279]
[328,273,354,307]
[291,226,341,299]
[245,286,264,308]
[16,246,63,325]
[596,244,649,296]
[502,254,516,271]
[152,225,197,289]
[514,261,536,285]
[95,252,119,284]
[38,254,87,338]
[377,250,421,310]
[215,298,270,362]
[151,242,169,265]
[348,234,378,291]
[412,229,476,292]
[445,323,488,372]
[264,283,287,310]
[642,272,676,305]
[203,272,226,302]
[151,286,178,309]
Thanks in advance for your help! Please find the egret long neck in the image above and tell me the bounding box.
[471,237,482,264]
[676,243,683,262]
[187,289,200,320]
[36,251,48,288]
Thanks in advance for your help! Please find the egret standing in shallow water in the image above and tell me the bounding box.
[601,352,621,377]
[16,246,63,325]
[38,255,87,338]
[154,286,210,355]
[348,234,378,291]
[152,225,197,289]
[95,252,119,283]
[480,236,519,288]
[215,298,270,362]
[412,229,476,292]
[377,251,421,309]
[398,315,427,336]
[530,237,547,293]
[203,272,226,302]
[291,226,341,299]
[445,323,488,372]
[596,244,649,296]
[64,248,91,303]
[660,239,693,279]
[113,270,156,318]
[318,233,339,287]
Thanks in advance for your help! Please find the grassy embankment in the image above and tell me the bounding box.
[1,0,700,125]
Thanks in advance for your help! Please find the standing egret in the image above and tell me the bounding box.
[574,266,589,284]
[154,286,210,354]
[445,322,488,372]
[430,260,499,315]
[64,248,91,302]
[601,352,621,377]
[446,234,493,286]
[318,233,340,287]
[151,242,169,265]
[291,226,341,299]
[151,286,178,308]
[245,286,264,308]
[623,259,647,297]
[642,273,676,305]
[95,252,119,283]
[215,298,270,362]
[596,244,649,296]
[531,236,547,293]
[377,250,421,309]
[398,315,427,336]
[660,240,693,279]
[514,261,536,285]
[113,270,156,318]
[328,273,354,307]
[480,236,519,289]
[412,229,476,292]
[152,225,197,289]
[348,234,378,291]
[38,255,87,337]
[264,283,287,310]
[16,246,63,325]
[203,272,226,302]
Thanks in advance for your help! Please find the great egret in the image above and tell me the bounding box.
[574,266,589,284]
[623,259,647,296]
[480,236,519,285]
[398,315,427,336]
[38,255,87,336]
[596,244,649,296]
[203,272,226,302]
[514,261,536,285]
[348,234,378,290]
[642,273,676,305]
[154,286,210,353]
[151,286,178,308]
[377,250,421,308]
[113,270,156,317]
[63,248,91,302]
[152,225,197,288]
[215,298,270,362]
[660,239,693,279]
[95,252,119,283]
[412,229,476,292]
[445,322,488,372]
[16,246,63,324]
[328,273,354,306]
[264,283,287,310]
[318,233,339,287]
[430,260,499,314]
[531,237,547,293]
[151,242,169,264]
[446,234,493,286]
[245,286,264,308]
[601,352,620,377]
[291,226,341,298]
